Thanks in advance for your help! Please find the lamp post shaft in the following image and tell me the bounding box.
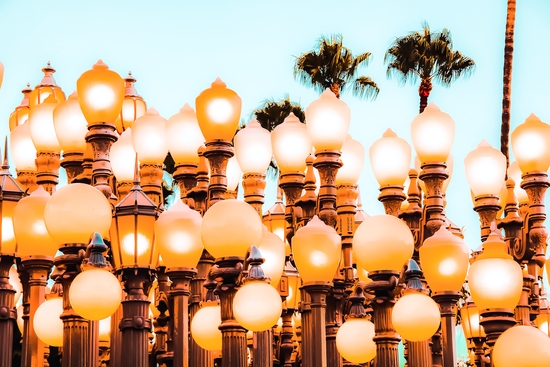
[407,340,432,367]
[173,164,198,199]
[85,122,118,200]
[242,173,266,216]
[326,282,344,367]
[419,162,448,235]
[302,283,330,367]
[253,330,273,367]
[0,256,15,367]
[16,170,37,194]
[140,163,164,207]
[109,295,124,367]
[314,151,342,228]
[35,151,60,194]
[60,152,84,184]
[203,140,233,208]
[299,289,312,367]
[432,293,460,367]
[279,309,294,367]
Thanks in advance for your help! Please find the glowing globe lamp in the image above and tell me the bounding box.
[493,325,550,367]
[69,268,122,320]
[464,140,507,197]
[336,134,365,185]
[370,129,411,187]
[53,91,88,153]
[33,296,63,346]
[110,129,136,182]
[233,280,282,331]
[191,303,222,351]
[226,155,242,192]
[392,292,441,341]
[132,108,168,164]
[28,95,61,152]
[10,121,37,172]
[411,103,455,163]
[271,113,311,174]
[336,319,376,364]
[167,104,205,165]
[257,227,286,286]
[511,114,550,173]
[234,119,272,174]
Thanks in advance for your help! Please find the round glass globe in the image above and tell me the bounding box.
[493,325,550,367]
[10,121,38,171]
[336,318,376,364]
[191,303,222,351]
[34,297,63,346]
[99,316,111,342]
[336,134,365,185]
[464,140,507,197]
[9,265,22,305]
[410,103,455,163]
[166,104,205,164]
[392,292,441,342]
[201,199,262,259]
[271,113,311,173]
[53,91,88,153]
[369,129,411,187]
[234,119,272,174]
[353,215,414,272]
[110,128,136,182]
[511,114,550,173]
[132,107,168,164]
[44,183,112,246]
[69,268,122,320]
[233,280,282,332]
[257,227,286,286]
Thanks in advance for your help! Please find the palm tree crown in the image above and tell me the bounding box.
[385,23,475,112]
[294,34,379,100]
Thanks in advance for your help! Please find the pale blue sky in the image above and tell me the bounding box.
[3,0,549,363]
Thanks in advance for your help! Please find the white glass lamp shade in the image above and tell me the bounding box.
[336,319,376,364]
[99,316,111,342]
[355,263,370,284]
[34,297,63,346]
[468,232,523,310]
[353,214,414,272]
[29,94,61,152]
[53,91,88,153]
[271,113,312,173]
[392,292,441,341]
[191,303,222,351]
[201,199,263,259]
[44,183,112,246]
[132,108,168,164]
[233,280,282,331]
[507,162,528,204]
[336,134,365,185]
[234,119,272,174]
[226,155,242,192]
[419,226,469,293]
[493,325,550,367]
[511,114,550,173]
[460,298,485,339]
[69,268,122,320]
[110,128,136,182]
[9,265,22,306]
[257,226,286,286]
[292,216,341,283]
[411,103,455,163]
[155,200,204,269]
[167,103,205,164]
[10,121,37,171]
[305,89,350,151]
[369,129,411,187]
[464,140,506,197]
[13,186,58,258]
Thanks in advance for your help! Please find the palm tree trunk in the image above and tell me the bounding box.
[501,0,516,171]
[418,78,432,113]
[330,83,341,99]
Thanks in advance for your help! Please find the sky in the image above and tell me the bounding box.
[1,0,550,363]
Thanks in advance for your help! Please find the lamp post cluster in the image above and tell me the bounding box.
[0,60,550,367]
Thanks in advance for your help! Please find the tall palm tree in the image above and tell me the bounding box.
[385,23,475,113]
[294,34,379,100]
[501,0,516,170]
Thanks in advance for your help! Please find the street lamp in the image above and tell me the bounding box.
[10,120,38,193]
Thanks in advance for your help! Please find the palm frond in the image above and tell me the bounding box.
[348,76,380,100]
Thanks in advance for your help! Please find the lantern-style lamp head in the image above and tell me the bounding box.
[234,119,273,174]
[257,226,286,286]
[468,229,523,310]
[336,134,365,185]
[493,325,550,367]
[201,199,262,259]
[271,113,312,174]
[353,214,414,272]
[53,91,88,153]
[305,89,350,151]
[511,114,550,173]
[29,94,61,152]
[460,297,485,340]
[9,83,32,131]
[10,121,37,172]
[370,129,411,187]
[110,129,136,182]
[464,140,506,198]
[419,226,469,293]
[195,78,242,142]
[29,62,66,109]
[155,200,204,269]
[131,108,168,164]
[292,216,341,284]
[262,189,286,243]
[0,146,24,255]
[167,104,205,165]
[226,155,242,192]
[282,262,301,310]
[76,60,124,125]
[116,72,146,134]
[411,103,455,163]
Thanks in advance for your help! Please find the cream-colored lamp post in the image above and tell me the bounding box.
[110,128,137,199]
[115,72,146,134]
[225,155,242,198]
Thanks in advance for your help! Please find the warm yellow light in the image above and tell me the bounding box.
[419,226,469,293]
[9,84,32,132]
[392,292,441,341]
[201,199,262,259]
[155,200,204,269]
[167,104,205,164]
[353,214,414,272]
[257,227,286,286]
[0,201,16,254]
[34,297,63,347]
[115,73,147,133]
[511,114,550,173]
[148,282,160,319]
[355,263,370,284]
[76,60,124,125]
[233,280,282,331]
[131,108,168,164]
[370,129,411,187]
[69,268,122,320]
[271,113,312,173]
[234,119,273,174]
[460,298,485,340]
[44,183,112,246]
[464,140,506,197]
[535,296,550,335]
[191,303,222,351]
[336,134,365,185]
[28,94,61,152]
[99,316,111,343]
[411,103,455,163]
[9,265,22,306]
[110,128,137,182]
[468,231,522,310]
[196,78,241,142]
[14,186,58,258]
[10,121,37,172]
[29,63,66,109]
[336,319,376,364]
[305,89,350,151]
[53,91,88,153]
[284,267,301,310]
[493,325,550,367]
[16,304,24,334]
[292,216,341,283]
[507,162,528,204]
[226,155,242,192]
